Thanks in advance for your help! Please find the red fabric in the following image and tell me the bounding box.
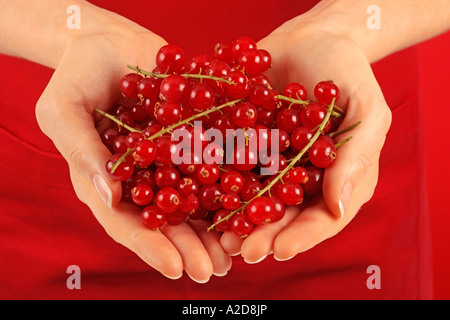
[0,0,432,299]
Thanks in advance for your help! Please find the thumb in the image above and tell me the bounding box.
[36,87,122,208]
[322,78,392,219]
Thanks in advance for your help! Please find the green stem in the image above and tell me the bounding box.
[110,147,135,174]
[207,98,337,232]
[95,109,142,133]
[328,120,361,138]
[127,65,236,86]
[147,99,242,141]
[275,94,345,118]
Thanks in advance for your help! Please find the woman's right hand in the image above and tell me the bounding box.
[35,7,231,282]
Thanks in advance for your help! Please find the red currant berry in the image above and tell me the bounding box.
[154,101,182,126]
[141,206,166,230]
[188,53,212,74]
[300,102,331,133]
[276,108,301,133]
[224,70,250,99]
[238,48,263,75]
[131,184,154,206]
[220,170,244,193]
[258,49,272,72]
[133,139,157,167]
[233,145,258,171]
[155,187,181,214]
[137,77,161,99]
[214,41,235,65]
[270,196,286,222]
[221,192,241,210]
[247,196,275,225]
[213,209,232,232]
[155,166,181,189]
[232,36,257,59]
[240,180,262,202]
[283,82,307,101]
[232,102,258,128]
[188,82,215,111]
[120,73,143,99]
[176,177,200,197]
[278,182,304,206]
[290,126,313,152]
[198,183,224,211]
[159,74,189,103]
[156,44,186,74]
[309,140,337,168]
[105,153,135,181]
[314,80,340,105]
[197,163,221,185]
[302,166,324,195]
[165,209,188,225]
[284,167,308,184]
[230,213,254,237]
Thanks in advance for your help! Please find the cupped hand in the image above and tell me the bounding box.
[221,17,392,262]
[35,17,231,281]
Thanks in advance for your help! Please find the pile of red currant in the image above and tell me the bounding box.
[99,36,358,237]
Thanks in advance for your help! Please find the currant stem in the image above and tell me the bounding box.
[127,65,236,86]
[147,99,242,140]
[95,109,142,133]
[328,120,361,138]
[275,94,345,117]
[207,98,336,232]
[110,147,135,174]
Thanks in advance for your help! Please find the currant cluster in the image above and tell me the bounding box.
[99,36,358,238]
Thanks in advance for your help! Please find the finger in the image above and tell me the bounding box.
[220,231,244,256]
[36,76,121,208]
[188,219,232,277]
[240,206,300,263]
[69,166,184,279]
[322,75,392,219]
[274,163,378,260]
[160,222,214,283]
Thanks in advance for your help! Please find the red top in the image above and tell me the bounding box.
[0,0,432,299]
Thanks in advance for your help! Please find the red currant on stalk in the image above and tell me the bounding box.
[155,187,181,214]
[176,177,200,197]
[314,80,340,105]
[156,44,186,74]
[120,73,143,99]
[220,170,244,193]
[137,77,161,99]
[300,102,331,133]
[238,49,263,75]
[232,36,257,59]
[154,101,182,126]
[188,53,212,74]
[105,153,135,181]
[198,183,224,211]
[224,70,250,99]
[188,82,215,111]
[290,126,314,152]
[283,82,307,102]
[213,209,232,232]
[133,139,157,167]
[197,163,221,185]
[302,166,324,195]
[232,102,258,128]
[131,184,154,206]
[159,74,189,103]
[155,166,181,189]
[276,107,301,133]
[278,182,304,206]
[309,139,337,168]
[284,167,308,184]
[247,196,275,225]
[222,192,241,210]
[141,206,166,230]
[214,41,235,65]
[230,213,254,237]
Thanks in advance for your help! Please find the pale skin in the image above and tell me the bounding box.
[1,0,449,282]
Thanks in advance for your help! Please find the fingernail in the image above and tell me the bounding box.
[186,272,210,284]
[274,253,296,261]
[93,174,112,208]
[213,271,228,277]
[244,254,268,264]
[165,273,183,280]
[339,182,353,219]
